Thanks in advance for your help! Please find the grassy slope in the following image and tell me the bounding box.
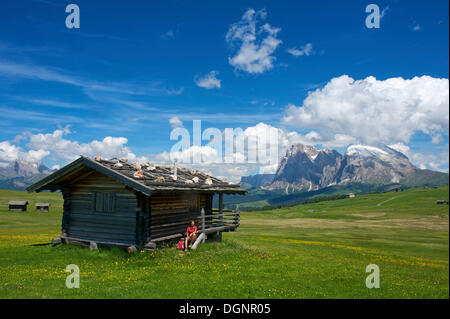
[224,183,405,209]
[0,187,448,298]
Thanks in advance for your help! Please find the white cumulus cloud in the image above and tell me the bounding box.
[26,127,136,162]
[169,116,183,128]
[283,75,449,146]
[226,8,282,74]
[287,43,313,57]
[0,141,49,164]
[194,71,221,89]
[0,141,20,163]
[389,142,449,172]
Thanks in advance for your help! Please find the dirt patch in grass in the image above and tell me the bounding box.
[244,218,351,229]
[245,215,449,231]
[351,213,386,218]
[366,216,449,231]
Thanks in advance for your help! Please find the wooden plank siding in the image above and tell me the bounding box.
[62,172,139,246]
[135,194,150,248]
[148,192,213,240]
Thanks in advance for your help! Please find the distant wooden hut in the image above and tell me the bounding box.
[8,201,29,212]
[27,156,246,250]
[348,193,356,198]
[36,203,50,212]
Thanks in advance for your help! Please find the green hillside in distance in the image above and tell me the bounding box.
[223,181,449,210]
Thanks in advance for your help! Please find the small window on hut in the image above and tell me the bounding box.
[93,192,116,213]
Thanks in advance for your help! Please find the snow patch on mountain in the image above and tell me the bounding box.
[346,145,388,157]
[345,144,408,159]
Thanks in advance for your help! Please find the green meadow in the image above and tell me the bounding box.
[0,187,448,298]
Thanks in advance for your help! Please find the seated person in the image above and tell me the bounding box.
[185,220,197,250]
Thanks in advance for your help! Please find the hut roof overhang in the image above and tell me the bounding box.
[8,201,29,205]
[26,156,246,196]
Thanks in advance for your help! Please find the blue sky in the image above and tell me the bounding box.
[0,0,448,179]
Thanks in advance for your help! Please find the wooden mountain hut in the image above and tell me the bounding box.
[27,156,246,250]
[8,200,29,212]
[36,203,50,212]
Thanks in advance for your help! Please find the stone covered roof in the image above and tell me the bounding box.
[27,156,246,195]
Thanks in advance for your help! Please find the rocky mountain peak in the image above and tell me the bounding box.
[9,160,52,177]
[0,160,55,190]
[241,142,447,191]
[273,143,342,188]
[285,143,338,162]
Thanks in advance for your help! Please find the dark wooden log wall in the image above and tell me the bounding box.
[135,193,150,248]
[8,205,27,212]
[62,171,138,246]
[148,192,213,240]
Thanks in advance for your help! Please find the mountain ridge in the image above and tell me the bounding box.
[0,160,55,190]
[241,143,449,190]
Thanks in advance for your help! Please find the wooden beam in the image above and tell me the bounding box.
[69,168,95,184]
[201,208,205,233]
[68,169,94,185]
[61,236,131,247]
[150,233,183,242]
[197,212,239,218]
[203,225,237,234]
[218,192,223,226]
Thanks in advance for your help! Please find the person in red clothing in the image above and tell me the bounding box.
[185,220,197,250]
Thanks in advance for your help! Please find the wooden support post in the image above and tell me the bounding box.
[201,208,205,233]
[218,192,223,226]
[235,205,240,227]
